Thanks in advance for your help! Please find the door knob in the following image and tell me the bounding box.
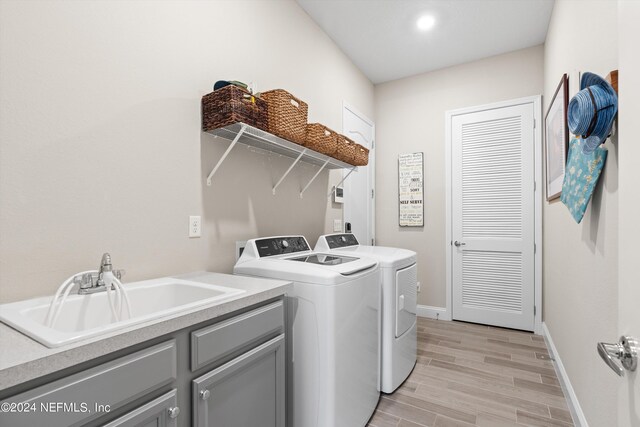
[597,336,638,376]
[454,241,466,247]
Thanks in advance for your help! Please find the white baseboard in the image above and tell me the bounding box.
[541,322,589,427]
[416,305,451,321]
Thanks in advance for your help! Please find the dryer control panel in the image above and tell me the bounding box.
[324,233,359,249]
[255,236,310,257]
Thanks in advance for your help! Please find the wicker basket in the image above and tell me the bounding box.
[352,143,369,166]
[261,89,308,144]
[335,134,357,164]
[305,123,338,155]
[202,85,268,131]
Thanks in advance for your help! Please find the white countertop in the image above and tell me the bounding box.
[0,271,291,391]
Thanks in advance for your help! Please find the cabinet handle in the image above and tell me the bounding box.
[200,389,211,401]
[167,406,180,419]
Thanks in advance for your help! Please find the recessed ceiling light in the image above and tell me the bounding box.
[416,14,436,32]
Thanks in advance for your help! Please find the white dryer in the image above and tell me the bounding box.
[315,233,417,393]
[234,236,380,427]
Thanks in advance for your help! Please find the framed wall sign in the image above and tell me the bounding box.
[398,152,424,227]
[545,73,569,201]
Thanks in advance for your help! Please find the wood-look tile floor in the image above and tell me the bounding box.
[368,317,574,427]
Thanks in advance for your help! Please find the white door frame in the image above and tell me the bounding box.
[342,101,375,245]
[445,95,543,334]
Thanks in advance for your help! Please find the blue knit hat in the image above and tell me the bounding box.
[567,72,618,154]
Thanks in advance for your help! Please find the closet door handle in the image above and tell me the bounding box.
[454,241,466,247]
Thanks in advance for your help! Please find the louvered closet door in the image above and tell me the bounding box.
[452,103,535,331]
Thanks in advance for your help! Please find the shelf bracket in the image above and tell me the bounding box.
[328,167,356,198]
[272,149,306,195]
[206,124,247,186]
[300,159,330,198]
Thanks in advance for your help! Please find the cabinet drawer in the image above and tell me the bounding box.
[0,340,177,427]
[103,389,179,427]
[191,300,283,371]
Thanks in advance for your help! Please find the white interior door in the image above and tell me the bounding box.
[342,103,375,245]
[451,102,535,331]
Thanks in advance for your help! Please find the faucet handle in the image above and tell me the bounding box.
[72,275,83,289]
[79,273,95,289]
[114,269,126,280]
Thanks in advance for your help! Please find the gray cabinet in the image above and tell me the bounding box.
[0,297,286,427]
[0,340,177,427]
[192,334,285,427]
[103,389,179,427]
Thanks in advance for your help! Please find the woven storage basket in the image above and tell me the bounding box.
[202,85,268,131]
[335,134,357,165]
[305,123,338,156]
[261,89,308,144]
[352,143,369,166]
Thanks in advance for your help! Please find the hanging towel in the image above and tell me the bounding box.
[561,137,607,224]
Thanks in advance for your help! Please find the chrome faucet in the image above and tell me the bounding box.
[77,253,125,295]
[96,253,113,287]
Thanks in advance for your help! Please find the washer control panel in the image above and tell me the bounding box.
[324,233,359,249]
[255,236,310,257]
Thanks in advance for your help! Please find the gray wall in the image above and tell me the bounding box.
[0,0,374,303]
[374,45,544,308]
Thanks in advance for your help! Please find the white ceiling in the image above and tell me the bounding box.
[296,0,554,84]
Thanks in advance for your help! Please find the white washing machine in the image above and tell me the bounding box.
[234,236,380,427]
[315,233,417,393]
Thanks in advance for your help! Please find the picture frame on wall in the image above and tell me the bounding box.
[544,73,569,201]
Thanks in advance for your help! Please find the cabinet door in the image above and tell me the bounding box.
[103,389,179,427]
[192,334,285,427]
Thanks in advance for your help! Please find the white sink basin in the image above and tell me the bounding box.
[0,278,246,348]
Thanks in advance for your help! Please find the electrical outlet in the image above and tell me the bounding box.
[333,219,343,232]
[417,281,421,292]
[189,216,201,238]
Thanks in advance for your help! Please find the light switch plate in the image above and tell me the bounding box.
[333,219,343,232]
[189,216,201,238]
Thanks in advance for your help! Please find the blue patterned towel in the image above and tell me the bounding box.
[561,137,607,223]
